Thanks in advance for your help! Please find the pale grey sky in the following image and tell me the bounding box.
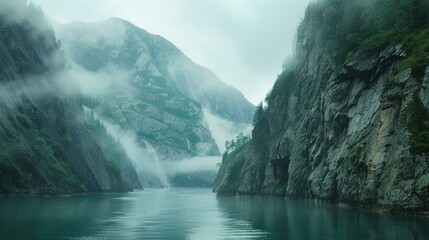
[32,0,310,105]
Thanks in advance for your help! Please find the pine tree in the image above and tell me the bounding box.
[410,0,424,31]
[252,103,264,126]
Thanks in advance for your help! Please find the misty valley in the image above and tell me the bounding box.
[1,0,429,239]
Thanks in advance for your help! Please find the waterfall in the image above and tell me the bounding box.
[142,140,170,188]
[185,137,191,150]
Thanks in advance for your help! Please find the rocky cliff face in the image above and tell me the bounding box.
[57,19,233,159]
[214,1,429,210]
[55,18,256,187]
[59,18,254,124]
[0,1,140,194]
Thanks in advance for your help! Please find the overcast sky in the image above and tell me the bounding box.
[32,0,310,105]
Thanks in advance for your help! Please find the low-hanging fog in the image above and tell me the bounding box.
[33,0,311,105]
[83,106,170,187]
[203,109,252,153]
[163,156,221,175]
[67,59,246,184]
[2,0,268,187]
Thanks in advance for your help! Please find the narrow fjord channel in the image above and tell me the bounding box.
[0,188,428,240]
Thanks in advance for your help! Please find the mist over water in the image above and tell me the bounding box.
[163,156,221,175]
[203,109,252,153]
[142,140,170,188]
[83,106,170,187]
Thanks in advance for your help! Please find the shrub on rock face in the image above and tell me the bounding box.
[214,0,429,210]
[405,93,429,154]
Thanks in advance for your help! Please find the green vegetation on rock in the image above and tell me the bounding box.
[0,0,137,194]
[405,93,429,154]
[60,19,222,159]
[84,110,142,189]
[303,0,429,63]
[214,0,429,210]
[222,133,251,164]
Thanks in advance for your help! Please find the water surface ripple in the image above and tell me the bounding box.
[0,188,427,239]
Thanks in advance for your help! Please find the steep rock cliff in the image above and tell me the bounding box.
[59,18,254,124]
[57,19,228,159]
[0,1,140,194]
[214,0,429,210]
[55,18,254,187]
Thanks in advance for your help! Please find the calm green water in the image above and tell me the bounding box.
[0,188,428,240]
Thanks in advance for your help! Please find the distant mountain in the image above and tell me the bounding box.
[56,20,216,160]
[0,1,141,194]
[59,18,254,123]
[56,18,256,187]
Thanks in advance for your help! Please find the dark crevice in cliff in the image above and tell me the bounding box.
[214,0,429,211]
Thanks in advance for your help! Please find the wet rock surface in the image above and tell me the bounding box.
[214,25,429,210]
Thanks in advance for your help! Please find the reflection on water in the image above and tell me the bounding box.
[0,189,428,240]
[217,196,429,240]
